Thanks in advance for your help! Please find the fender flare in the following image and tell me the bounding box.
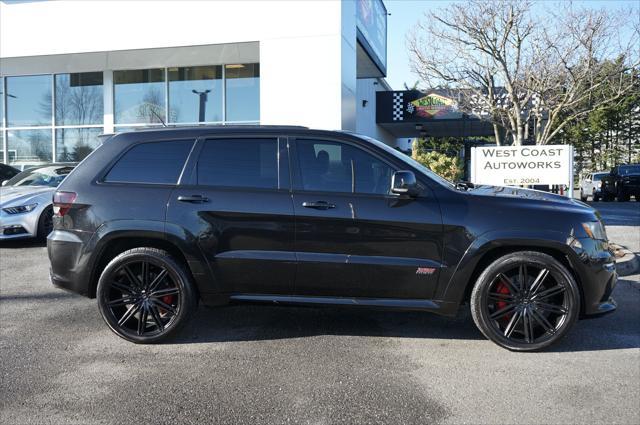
[85,220,216,296]
[437,228,583,307]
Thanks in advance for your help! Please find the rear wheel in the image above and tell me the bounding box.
[470,251,580,351]
[96,247,197,343]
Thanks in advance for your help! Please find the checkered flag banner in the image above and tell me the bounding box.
[392,92,404,121]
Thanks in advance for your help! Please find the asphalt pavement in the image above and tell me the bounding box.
[1,202,639,425]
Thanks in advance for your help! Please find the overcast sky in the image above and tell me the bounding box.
[384,0,639,90]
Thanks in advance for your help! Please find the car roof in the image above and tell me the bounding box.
[107,125,363,145]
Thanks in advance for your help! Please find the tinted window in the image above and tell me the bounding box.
[197,138,277,189]
[296,139,395,195]
[620,165,640,175]
[105,140,193,184]
[0,165,18,181]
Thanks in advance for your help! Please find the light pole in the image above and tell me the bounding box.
[192,89,211,123]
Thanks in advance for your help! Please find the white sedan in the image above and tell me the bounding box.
[0,164,76,240]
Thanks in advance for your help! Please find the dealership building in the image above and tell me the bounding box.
[0,0,494,167]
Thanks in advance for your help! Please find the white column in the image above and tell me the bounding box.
[103,70,114,133]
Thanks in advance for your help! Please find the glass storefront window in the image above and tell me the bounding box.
[6,75,52,127]
[225,64,259,122]
[55,72,104,125]
[7,129,52,165]
[55,127,103,162]
[169,66,223,123]
[114,69,165,125]
[1,77,4,128]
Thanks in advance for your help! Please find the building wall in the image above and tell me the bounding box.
[0,0,358,132]
[356,78,395,145]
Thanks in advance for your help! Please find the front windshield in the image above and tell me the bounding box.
[619,165,640,175]
[353,134,456,188]
[5,166,74,187]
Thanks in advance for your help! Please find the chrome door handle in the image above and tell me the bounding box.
[302,201,336,210]
[177,195,209,203]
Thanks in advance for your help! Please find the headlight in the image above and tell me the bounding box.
[582,221,607,241]
[2,203,39,214]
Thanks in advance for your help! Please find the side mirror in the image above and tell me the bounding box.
[1,180,7,186]
[391,170,420,197]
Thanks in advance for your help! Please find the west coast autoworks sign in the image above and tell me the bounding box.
[470,145,573,186]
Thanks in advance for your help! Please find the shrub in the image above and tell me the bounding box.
[411,146,463,182]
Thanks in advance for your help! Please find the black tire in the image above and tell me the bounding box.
[616,190,630,202]
[470,251,580,352]
[37,206,53,240]
[593,194,600,202]
[96,247,197,343]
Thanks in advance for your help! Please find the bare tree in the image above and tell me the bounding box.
[407,0,639,146]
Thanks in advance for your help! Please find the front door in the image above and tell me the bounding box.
[166,135,295,295]
[291,137,443,299]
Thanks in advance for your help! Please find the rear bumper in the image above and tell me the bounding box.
[47,229,93,297]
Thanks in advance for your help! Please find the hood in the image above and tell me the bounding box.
[467,185,593,211]
[0,185,55,207]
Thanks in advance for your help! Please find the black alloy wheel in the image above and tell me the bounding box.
[470,251,580,351]
[97,248,197,343]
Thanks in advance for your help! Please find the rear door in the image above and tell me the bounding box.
[290,136,443,299]
[166,135,295,295]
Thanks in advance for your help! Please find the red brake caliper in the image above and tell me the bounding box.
[495,281,512,322]
[161,295,175,315]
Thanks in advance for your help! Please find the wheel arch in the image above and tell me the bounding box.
[439,231,586,315]
[87,224,212,299]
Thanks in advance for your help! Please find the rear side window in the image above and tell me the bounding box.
[105,140,193,184]
[197,138,278,189]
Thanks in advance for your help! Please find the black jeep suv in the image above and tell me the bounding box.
[48,126,617,351]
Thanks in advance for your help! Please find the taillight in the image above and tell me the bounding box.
[53,191,77,216]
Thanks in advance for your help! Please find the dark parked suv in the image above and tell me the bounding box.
[601,164,640,202]
[48,126,617,351]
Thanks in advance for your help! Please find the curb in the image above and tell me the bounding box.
[611,244,640,277]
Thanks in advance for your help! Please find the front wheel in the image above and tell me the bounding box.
[616,189,630,202]
[470,251,580,351]
[37,206,53,240]
[97,247,197,343]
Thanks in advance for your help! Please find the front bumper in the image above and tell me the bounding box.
[570,237,618,317]
[0,209,41,240]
